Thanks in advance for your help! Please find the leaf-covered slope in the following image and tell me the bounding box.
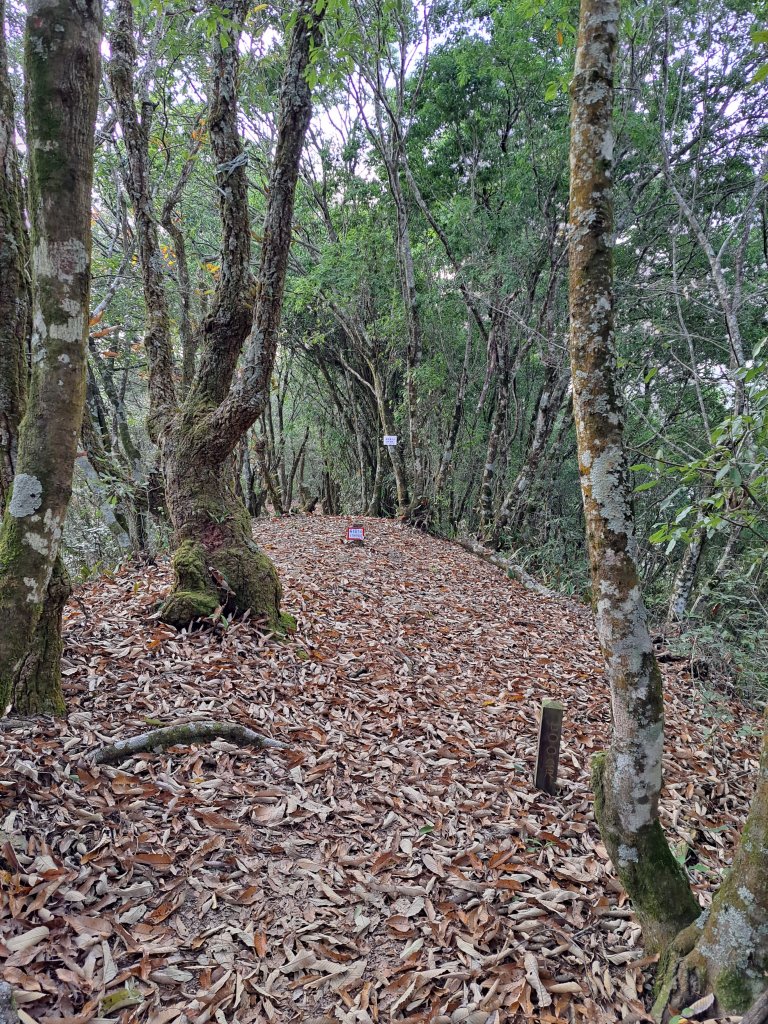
[0,515,759,1023]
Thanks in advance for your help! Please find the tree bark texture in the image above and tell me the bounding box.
[667,527,706,624]
[111,0,322,629]
[0,0,29,511]
[0,0,101,714]
[655,713,768,1016]
[109,0,176,439]
[567,0,699,953]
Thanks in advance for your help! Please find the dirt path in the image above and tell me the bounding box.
[0,516,758,1023]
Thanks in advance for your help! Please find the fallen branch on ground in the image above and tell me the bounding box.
[93,720,287,765]
[456,536,559,599]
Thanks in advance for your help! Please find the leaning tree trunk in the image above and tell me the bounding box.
[0,0,101,715]
[568,0,699,954]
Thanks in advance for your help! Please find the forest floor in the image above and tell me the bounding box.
[0,515,762,1024]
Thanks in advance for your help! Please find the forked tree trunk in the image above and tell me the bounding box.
[0,0,101,714]
[111,0,322,630]
[567,0,699,955]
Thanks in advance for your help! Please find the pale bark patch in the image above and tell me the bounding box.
[8,474,43,517]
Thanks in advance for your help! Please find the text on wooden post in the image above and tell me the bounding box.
[535,699,563,795]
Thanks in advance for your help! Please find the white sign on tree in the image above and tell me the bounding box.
[383,435,397,447]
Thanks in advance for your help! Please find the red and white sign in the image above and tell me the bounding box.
[347,525,365,541]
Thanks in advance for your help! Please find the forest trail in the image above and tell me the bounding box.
[1,516,761,1024]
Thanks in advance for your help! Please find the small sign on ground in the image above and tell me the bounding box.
[347,524,365,544]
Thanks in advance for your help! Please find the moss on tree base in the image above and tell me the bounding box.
[278,611,297,634]
[592,752,700,954]
[651,713,768,1019]
[654,939,763,1020]
[159,536,283,630]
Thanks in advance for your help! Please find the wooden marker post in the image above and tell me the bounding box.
[535,699,563,795]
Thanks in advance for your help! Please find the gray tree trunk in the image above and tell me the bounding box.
[0,0,102,715]
[567,0,698,954]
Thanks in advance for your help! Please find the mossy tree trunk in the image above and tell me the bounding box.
[567,0,699,955]
[0,0,101,715]
[570,7,768,1005]
[110,0,322,628]
[655,714,768,1017]
[159,425,281,629]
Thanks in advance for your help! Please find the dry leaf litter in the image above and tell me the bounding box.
[0,515,760,1024]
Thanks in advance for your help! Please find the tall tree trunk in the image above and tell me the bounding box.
[371,367,409,515]
[479,380,508,540]
[433,319,473,518]
[0,0,101,714]
[568,0,698,954]
[159,1,320,629]
[478,302,514,540]
[0,0,29,512]
[88,343,152,555]
[500,363,570,536]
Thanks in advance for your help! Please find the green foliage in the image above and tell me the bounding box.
[667,571,768,700]
[638,346,768,552]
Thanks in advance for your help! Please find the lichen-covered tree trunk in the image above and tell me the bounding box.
[667,527,706,624]
[567,0,699,954]
[0,0,73,716]
[0,0,101,715]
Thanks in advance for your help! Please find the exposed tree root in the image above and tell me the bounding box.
[742,989,768,1024]
[0,983,19,1024]
[455,536,559,599]
[93,720,287,765]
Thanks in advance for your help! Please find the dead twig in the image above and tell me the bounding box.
[93,720,288,764]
